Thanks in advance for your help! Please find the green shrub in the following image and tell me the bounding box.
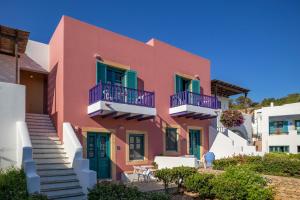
[88,182,170,200]
[184,173,215,200]
[144,192,170,200]
[213,154,300,178]
[154,168,174,193]
[28,193,49,200]
[211,166,273,200]
[171,166,197,192]
[88,182,142,200]
[213,157,238,170]
[0,168,28,200]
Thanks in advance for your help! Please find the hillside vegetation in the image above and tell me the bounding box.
[229,93,300,110]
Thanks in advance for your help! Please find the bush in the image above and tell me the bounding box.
[28,193,49,200]
[144,192,170,200]
[171,166,197,192]
[213,154,300,178]
[88,182,170,200]
[184,173,215,200]
[213,157,239,170]
[211,166,273,200]
[154,168,174,193]
[220,110,244,128]
[0,168,28,200]
[88,182,142,200]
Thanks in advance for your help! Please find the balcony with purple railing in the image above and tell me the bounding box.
[169,91,221,120]
[88,82,156,120]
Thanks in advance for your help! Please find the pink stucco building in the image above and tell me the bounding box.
[47,16,220,180]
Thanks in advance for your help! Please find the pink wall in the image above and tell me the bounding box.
[49,16,212,179]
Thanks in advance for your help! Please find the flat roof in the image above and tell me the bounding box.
[211,79,250,97]
[0,25,30,56]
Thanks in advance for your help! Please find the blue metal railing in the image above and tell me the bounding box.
[170,91,221,109]
[89,82,155,108]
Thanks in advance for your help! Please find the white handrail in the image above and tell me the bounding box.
[63,122,96,194]
[16,121,40,194]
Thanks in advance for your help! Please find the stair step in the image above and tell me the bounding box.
[30,133,57,137]
[26,113,50,117]
[45,188,84,200]
[38,169,75,177]
[36,158,70,165]
[26,119,53,124]
[37,164,71,170]
[29,128,57,133]
[41,175,78,183]
[33,149,65,154]
[27,121,54,126]
[33,144,63,149]
[30,135,60,140]
[32,140,62,145]
[41,178,79,185]
[26,114,50,118]
[42,185,82,192]
[33,153,66,159]
[46,192,85,200]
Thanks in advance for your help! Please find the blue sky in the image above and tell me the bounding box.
[1,0,299,102]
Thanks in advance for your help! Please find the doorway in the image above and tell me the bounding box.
[189,129,201,160]
[87,132,111,179]
[20,70,47,114]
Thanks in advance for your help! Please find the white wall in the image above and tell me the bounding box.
[0,82,25,168]
[209,126,259,159]
[254,103,300,153]
[25,40,49,71]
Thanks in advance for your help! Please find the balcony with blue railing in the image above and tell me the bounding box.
[169,91,221,120]
[88,82,156,120]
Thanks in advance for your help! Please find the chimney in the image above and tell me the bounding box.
[270,102,274,107]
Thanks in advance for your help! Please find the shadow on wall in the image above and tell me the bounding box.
[0,148,16,167]
[48,63,58,127]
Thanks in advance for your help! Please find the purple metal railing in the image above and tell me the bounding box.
[89,82,155,108]
[170,91,221,109]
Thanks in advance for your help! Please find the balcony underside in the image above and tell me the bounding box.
[88,100,156,121]
[169,105,218,120]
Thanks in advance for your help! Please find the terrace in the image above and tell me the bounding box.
[88,82,156,121]
[169,91,221,120]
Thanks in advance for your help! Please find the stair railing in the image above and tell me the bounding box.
[16,121,40,194]
[63,123,97,194]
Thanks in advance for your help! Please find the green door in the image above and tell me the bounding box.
[87,133,111,179]
[189,129,201,160]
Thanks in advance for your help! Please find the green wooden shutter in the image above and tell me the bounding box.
[87,133,97,173]
[269,122,275,134]
[283,121,289,133]
[125,70,137,89]
[174,75,182,93]
[96,62,107,83]
[191,79,200,94]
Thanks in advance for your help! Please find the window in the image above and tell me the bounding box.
[166,128,178,151]
[106,67,125,86]
[269,146,289,153]
[298,146,300,153]
[129,134,144,161]
[269,121,288,134]
[295,120,300,134]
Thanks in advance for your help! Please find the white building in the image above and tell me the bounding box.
[253,102,300,154]
[209,80,258,159]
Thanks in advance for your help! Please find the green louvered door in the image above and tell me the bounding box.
[189,129,201,160]
[87,132,111,179]
[125,70,137,104]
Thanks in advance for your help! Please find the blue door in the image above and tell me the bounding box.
[189,129,201,160]
[87,133,111,179]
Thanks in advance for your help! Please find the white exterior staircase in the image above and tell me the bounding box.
[26,113,85,200]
